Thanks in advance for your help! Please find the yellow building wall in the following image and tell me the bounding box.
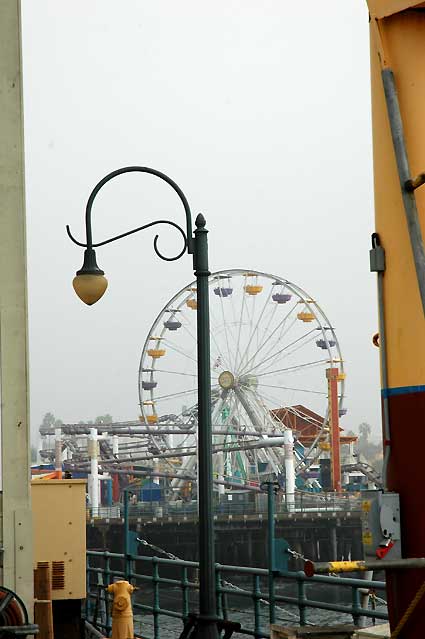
[370,10,425,389]
[32,479,86,600]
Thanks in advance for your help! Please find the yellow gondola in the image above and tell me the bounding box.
[337,372,346,381]
[147,348,166,358]
[244,285,263,295]
[147,415,158,424]
[297,311,315,322]
[186,298,197,309]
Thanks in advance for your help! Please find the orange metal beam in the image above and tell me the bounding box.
[326,368,341,492]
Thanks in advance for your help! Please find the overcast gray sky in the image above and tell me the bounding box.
[21,0,380,441]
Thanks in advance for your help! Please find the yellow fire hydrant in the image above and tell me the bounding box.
[107,580,136,639]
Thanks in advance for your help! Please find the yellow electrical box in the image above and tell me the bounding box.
[32,479,87,600]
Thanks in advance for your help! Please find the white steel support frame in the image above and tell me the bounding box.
[0,0,33,611]
[55,428,62,478]
[283,429,295,512]
[89,428,99,511]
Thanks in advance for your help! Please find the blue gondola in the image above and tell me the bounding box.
[272,293,292,304]
[164,319,182,331]
[214,287,233,297]
[316,338,336,349]
[142,380,158,391]
[339,408,348,416]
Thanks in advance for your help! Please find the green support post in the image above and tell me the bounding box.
[261,481,279,626]
[181,566,190,625]
[352,585,361,627]
[253,574,262,639]
[268,483,276,625]
[297,576,307,626]
[152,557,160,639]
[194,215,218,639]
[68,167,219,638]
[104,553,111,636]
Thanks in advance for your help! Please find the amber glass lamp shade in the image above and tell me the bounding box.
[73,273,108,305]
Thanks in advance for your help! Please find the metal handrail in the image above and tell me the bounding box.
[86,550,388,639]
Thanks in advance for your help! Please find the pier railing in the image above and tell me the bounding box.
[86,550,388,639]
[87,492,363,522]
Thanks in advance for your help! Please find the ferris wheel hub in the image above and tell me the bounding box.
[218,370,235,390]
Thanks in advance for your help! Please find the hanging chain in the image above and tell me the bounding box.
[286,547,311,563]
[137,538,181,561]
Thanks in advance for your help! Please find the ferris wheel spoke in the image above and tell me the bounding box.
[152,386,214,403]
[233,284,247,372]
[246,313,301,375]
[258,382,326,395]
[237,287,273,372]
[254,358,329,378]
[176,306,227,368]
[217,294,239,361]
[207,302,238,371]
[161,339,198,364]
[177,309,197,342]
[262,332,325,374]
[254,296,315,368]
[246,387,279,430]
[149,369,198,378]
[178,304,228,368]
[242,327,318,377]
[209,325,234,372]
[238,301,298,375]
[246,331,321,380]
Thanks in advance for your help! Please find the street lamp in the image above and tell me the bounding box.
[67,166,218,639]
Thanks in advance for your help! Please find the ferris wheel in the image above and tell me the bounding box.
[138,269,345,487]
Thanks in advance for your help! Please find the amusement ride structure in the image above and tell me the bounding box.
[39,269,348,499]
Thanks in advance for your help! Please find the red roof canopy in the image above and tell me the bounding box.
[271,404,357,444]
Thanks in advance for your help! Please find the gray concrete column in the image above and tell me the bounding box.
[0,0,33,612]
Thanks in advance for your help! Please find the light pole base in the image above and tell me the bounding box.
[178,614,240,639]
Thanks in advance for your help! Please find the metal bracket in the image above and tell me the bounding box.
[361,491,401,560]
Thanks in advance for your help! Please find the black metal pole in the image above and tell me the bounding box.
[194,213,218,639]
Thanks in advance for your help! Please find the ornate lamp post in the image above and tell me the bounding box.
[67,166,218,639]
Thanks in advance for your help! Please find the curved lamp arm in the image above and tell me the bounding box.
[66,166,194,258]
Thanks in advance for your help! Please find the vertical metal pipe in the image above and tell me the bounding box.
[327,368,342,492]
[267,483,276,625]
[215,567,223,620]
[89,427,99,512]
[352,585,361,627]
[297,576,307,626]
[283,429,295,511]
[381,68,425,315]
[54,427,63,479]
[181,566,189,624]
[124,489,130,581]
[253,574,262,639]
[152,557,160,639]
[359,570,373,628]
[194,214,218,638]
[104,554,111,636]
